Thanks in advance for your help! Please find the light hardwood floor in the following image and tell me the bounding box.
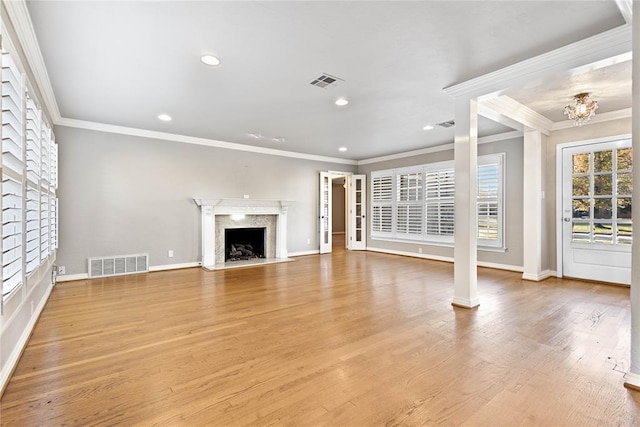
[1,247,640,425]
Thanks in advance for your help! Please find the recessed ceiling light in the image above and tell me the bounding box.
[339,147,347,152]
[423,125,434,130]
[200,55,221,66]
[335,98,349,106]
[158,113,172,122]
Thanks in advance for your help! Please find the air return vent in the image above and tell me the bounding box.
[309,73,344,89]
[88,253,149,278]
[437,120,455,128]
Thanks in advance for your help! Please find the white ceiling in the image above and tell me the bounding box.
[24,1,629,161]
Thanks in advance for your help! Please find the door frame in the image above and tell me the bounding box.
[320,170,353,253]
[555,133,632,278]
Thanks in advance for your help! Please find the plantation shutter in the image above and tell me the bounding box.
[1,51,24,297]
[25,186,39,274]
[425,169,455,239]
[396,172,423,235]
[477,156,502,246]
[371,174,393,235]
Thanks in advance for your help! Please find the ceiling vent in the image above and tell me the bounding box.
[436,120,455,128]
[309,73,344,89]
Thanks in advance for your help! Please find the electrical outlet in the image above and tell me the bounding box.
[58,266,66,275]
[168,250,174,258]
[418,248,423,254]
[307,238,311,245]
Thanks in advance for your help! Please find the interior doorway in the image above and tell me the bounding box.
[332,176,347,249]
[319,171,366,254]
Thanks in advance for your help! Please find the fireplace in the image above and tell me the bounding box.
[193,198,294,270]
[225,227,266,261]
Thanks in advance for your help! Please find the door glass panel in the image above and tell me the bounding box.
[356,192,361,203]
[356,217,361,228]
[617,198,632,219]
[356,230,362,241]
[324,230,329,243]
[572,176,590,196]
[617,148,633,171]
[594,199,612,219]
[356,180,361,191]
[617,223,632,244]
[572,199,590,219]
[573,153,590,173]
[593,223,613,244]
[594,174,612,195]
[355,205,361,216]
[594,150,613,172]
[618,173,632,195]
[572,222,590,242]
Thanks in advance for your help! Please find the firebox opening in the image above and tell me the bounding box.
[225,227,266,262]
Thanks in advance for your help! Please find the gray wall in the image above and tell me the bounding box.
[55,126,356,275]
[358,137,525,268]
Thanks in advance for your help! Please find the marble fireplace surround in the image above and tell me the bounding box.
[194,198,294,270]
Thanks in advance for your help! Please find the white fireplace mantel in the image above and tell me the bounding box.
[193,198,294,269]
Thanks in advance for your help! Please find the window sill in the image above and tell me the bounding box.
[370,236,506,253]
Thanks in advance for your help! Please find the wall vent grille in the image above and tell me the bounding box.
[437,120,455,128]
[309,73,344,89]
[88,253,149,278]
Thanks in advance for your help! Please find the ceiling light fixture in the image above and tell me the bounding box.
[200,55,221,66]
[423,125,434,130]
[335,98,349,106]
[158,113,172,122]
[338,147,347,152]
[564,92,598,126]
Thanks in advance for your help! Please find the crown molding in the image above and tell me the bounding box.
[550,107,632,131]
[480,96,554,135]
[56,117,358,166]
[443,25,632,99]
[3,0,61,122]
[357,130,523,166]
[614,0,633,25]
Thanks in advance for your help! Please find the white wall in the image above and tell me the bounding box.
[55,126,357,276]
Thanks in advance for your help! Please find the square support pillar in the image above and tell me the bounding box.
[522,129,546,281]
[452,97,479,309]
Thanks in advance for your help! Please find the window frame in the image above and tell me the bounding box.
[370,153,505,250]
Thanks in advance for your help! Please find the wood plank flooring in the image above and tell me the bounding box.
[2,247,640,425]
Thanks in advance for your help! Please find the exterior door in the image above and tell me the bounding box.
[347,174,366,250]
[319,172,332,253]
[561,139,632,284]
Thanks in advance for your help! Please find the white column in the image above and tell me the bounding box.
[452,97,479,309]
[625,1,640,391]
[201,206,215,268]
[522,129,545,281]
[277,210,288,259]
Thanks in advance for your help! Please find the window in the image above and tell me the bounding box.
[0,47,58,302]
[2,51,24,298]
[370,153,505,249]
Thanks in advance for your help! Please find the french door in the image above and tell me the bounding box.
[347,174,366,250]
[561,139,632,284]
[319,172,332,253]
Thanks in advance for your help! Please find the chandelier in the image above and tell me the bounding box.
[564,92,598,126]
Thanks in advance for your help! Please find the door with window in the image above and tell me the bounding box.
[561,139,632,284]
[347,174,366,250]
[319,172,332,253]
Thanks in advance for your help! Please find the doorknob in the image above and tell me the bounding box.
[563,217,571,222]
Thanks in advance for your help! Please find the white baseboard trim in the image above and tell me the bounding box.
[56,273,89,282]
[451,296,480,309]
[288,250,320,257]
[57,262,202,282]
[149,262,201,272]
[366,246,452,263]
[365,246,524,273]
[625,372,640,391]
[1,283,53,396]
[522,269,556,281]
